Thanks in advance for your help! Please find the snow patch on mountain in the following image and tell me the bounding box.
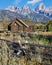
[35,3,52,18]
[1,4,51,22]
[5,6,18,12]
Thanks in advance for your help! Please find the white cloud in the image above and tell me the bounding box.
[14,0,21,5]
[27,0,41,4]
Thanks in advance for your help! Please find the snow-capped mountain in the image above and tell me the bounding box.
[5,6,18,12]
[5,4,52,18]
[35,3,45,12]
[0,4,52,22]
[5,5,35,16]
[19,6,35,16]
[45,7,52,13]
[35,3,52,18]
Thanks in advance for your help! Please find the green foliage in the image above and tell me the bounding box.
[22,19,34,22]
[45,20,52,32]
[48,24,52,31]
[40,37,49,45]
[34,23,46,32]
[45,20,52,25]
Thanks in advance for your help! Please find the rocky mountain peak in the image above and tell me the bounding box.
[5,6,18,12]
[0,4,52,22]
[35,2,45,11]
[22,5,30,10]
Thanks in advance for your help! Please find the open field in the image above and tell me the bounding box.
[0,31,52,65]
[29,32,52,36]
[0,31,52,48]
[0,35,52,65]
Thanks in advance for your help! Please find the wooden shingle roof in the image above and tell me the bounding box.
[25,22,35,26]
[9,20,22,26]
[9,18,35,27]
[16,18,29,27]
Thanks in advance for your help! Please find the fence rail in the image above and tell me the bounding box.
[0,38,52,48]
[0,38,52,65]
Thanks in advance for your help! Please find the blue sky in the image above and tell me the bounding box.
[0,0,52,9]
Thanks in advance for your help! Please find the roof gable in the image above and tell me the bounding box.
[9,20,22,26]
[9,18,35,27]
[25,22,35,26]
[16,18,29,27]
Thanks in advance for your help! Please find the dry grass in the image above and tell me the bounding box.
[38,32,52,36]
[31,32,52,36]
